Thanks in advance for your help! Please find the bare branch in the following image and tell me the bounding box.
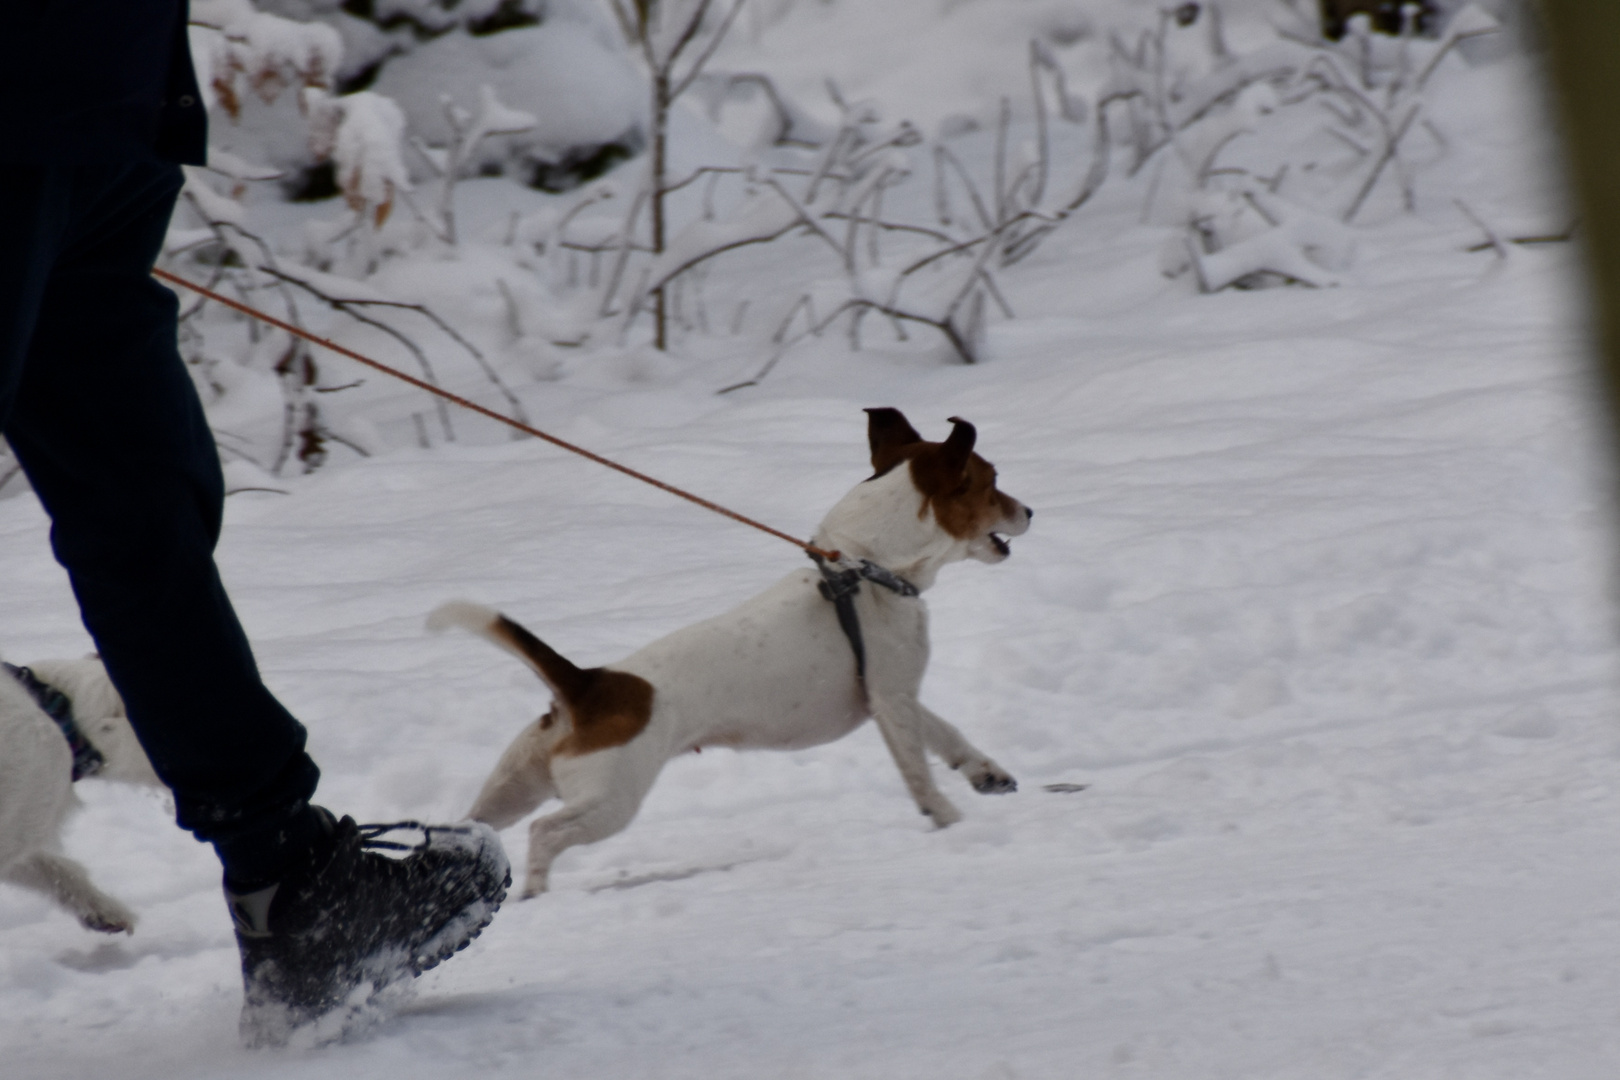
[253,267,455,441]
[605,0,638,45]
[994,96,1011,218]
[599,185,649,317]
[762,175,847,261]
[1028,41,1050,207]
[821,212,956,246]
[979,268,1014,319]
[659,0,717,76]
[934,145,995,233]
[806,124,856,206]
[1455,199,1508,259]
[1324,125,1371,157]
[672,0,747,101]
[1464,222,1576,253]
[943,229,1003,326]
[1343,102,1421,222]
[646,217,801,292]
[258,268,529,427]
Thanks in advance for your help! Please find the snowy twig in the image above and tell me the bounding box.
[261,265,531,429]
[1464,224,1576,253]
[254,267,456,441]
[933,145,996,233]
[1343,102,1420,221]
[1454,199,1507,259]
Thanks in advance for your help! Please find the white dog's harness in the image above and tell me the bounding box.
[3,663,105,781]
[811,556,920,683]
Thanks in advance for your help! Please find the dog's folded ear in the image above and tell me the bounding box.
[942,417,977,474]
[865,407,924,475]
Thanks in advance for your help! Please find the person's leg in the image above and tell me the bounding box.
[0,160,321,886]
[0,160,508,1047]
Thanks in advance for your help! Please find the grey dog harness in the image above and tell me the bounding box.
[811,555,920,682]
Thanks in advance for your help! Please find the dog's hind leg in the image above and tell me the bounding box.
[468,718,558,830]
[2,850,135,934]
[520,795,645,898]
[868,693,962,827]
[520,750,655,898]
[915,704,1017,794]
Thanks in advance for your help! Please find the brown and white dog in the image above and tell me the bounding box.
[429,408,1032,897]
[0,657,162,933]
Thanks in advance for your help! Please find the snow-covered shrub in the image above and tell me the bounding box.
[168,1,528,476]
[1110,1,1503,292]
[500,0,1129,369]
[144,0,1536,479]
[304,88,413,228]
[513,0,1516,378]
[256,0,644,192]
[410,85,538,244]
[517,88,1021,368]
[192,0,344,118]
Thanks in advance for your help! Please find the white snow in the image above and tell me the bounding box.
[368,18,643,161]
[4,1,1620,1077]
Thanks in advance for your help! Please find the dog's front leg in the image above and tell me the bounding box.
[2,850,135,934]
[868,693,961,827]
[915,704,1017,794]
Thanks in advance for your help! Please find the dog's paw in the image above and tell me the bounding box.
[967,764,1018,795]
[79,905,135,935]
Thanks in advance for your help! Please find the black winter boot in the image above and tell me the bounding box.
[226,808,509,1047]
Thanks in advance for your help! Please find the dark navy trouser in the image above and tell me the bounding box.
[0,159,319,884]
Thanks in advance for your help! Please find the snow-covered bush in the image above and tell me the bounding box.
[256,0,644,191]
[192,0,343,119]
[410,85,538,244]
[1105,1,1502,291]
[513,0,1509,377]
[169,1,531,476]
[304,88,413,228]
[143,0,1532,484]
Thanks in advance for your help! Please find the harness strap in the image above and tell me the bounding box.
[810,555,920,683]
[816,564,869,679]
[3,663,105,781]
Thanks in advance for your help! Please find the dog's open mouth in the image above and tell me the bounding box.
[989,533,1011,557]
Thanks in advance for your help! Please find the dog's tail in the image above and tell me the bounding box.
[427,601,591,706]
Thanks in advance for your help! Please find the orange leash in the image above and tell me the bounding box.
[152,267,841,562]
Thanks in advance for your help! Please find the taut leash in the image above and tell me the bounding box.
[152,268,842,563]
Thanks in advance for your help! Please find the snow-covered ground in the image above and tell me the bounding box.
[6,2,1620,1077]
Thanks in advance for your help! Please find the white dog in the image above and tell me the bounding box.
[0,657,162,933]
[430,408,1032,898]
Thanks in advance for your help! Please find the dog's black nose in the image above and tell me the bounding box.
[1025,506,1034,520]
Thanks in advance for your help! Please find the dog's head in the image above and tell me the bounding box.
[22,657,163,787]
[865,407,1032,565]
[814,408,1031,586]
